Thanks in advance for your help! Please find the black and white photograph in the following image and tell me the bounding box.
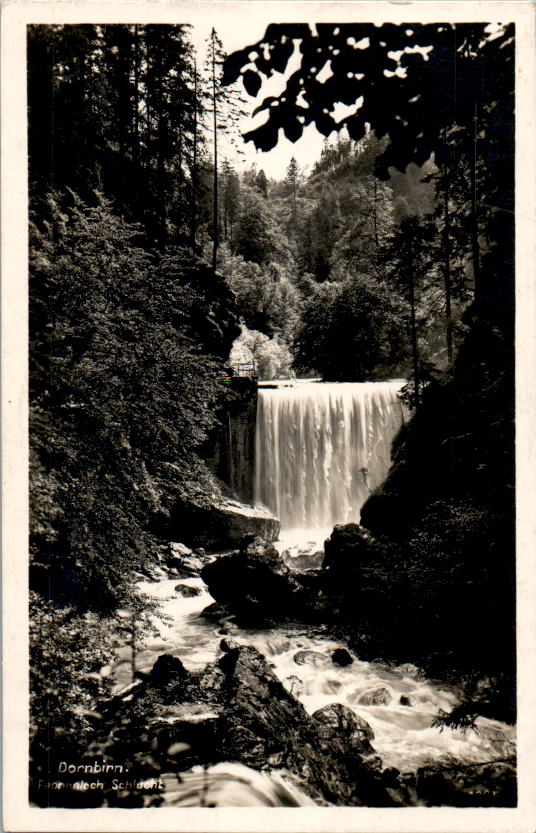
[2,1,536,830]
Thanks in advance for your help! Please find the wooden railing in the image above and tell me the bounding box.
[231,361,258,378]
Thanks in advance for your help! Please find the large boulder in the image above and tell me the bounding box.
[166,543,205,577]
[280,541,325,572]
[332,648,354,667]
[201,537,332,625]
[293,650,330,668]
[150,653,189,687]
[169,542,193,558]
[311,704,375,754]
[212,500,280,547]
[201,537,307,624]
[358,687,392,706]
[168,500,280,552]
[175,584,202,597]
[200,601,235,622]
[213,646,395,806]
[323,524,378,575]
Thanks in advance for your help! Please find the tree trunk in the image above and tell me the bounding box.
[407,230,420,409]
[190,60,198,254]
[212,34,219,271]
[373,179,379,249]
[443,186,453,363]
[155,35,167,242]
[469,103,481,305]
[133,25,141,172]
[409,280,420,409]
[442,134,453,363]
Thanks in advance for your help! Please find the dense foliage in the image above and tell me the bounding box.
[295,275,407,381]
[30,193,238,610]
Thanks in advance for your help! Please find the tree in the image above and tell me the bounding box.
[204,28,246,268]
[218,246,300,340]
[230,325,294,380]
[221,160,241,242]
[330,177,396,277]
[388,218,424,406]
[255,169,268,198]
[424,134,475,363]
[189,57,201,252]
[28,25,106,202]
[232,185,280,265]
[297,188,340,281]
[28,24,203,247]
[294,274,407,381]
[294,135,402,284]
[284,156,300,230]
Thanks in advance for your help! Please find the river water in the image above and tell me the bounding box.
[114,574,515,779]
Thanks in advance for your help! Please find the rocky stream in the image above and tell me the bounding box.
[107,535,516,808]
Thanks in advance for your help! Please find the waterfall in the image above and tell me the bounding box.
[255,379,408,536]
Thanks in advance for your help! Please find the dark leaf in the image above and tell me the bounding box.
[242,69,262,97]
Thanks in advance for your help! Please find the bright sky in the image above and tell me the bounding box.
[190,18,328,180]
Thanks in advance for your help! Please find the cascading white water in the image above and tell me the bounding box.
[255,379,408,536]
[120,577,515,780]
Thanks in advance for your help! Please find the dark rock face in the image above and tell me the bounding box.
[213,647,394,806]
[359,490,412,541]
[200,536,336,627]
[167,500,280,552]
[332,648,354,666]
[193,534,346,630]
[208,376,258,504]
[323,523,378,575]
[117,645,396,807]
[201,538,310,624]
[311,704,375,754]
[356,322,515,700]
[175,584,202,597]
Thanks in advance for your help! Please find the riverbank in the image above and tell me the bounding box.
[124,573,515,774]
[90,537,515,810]
[29,538,516,809]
